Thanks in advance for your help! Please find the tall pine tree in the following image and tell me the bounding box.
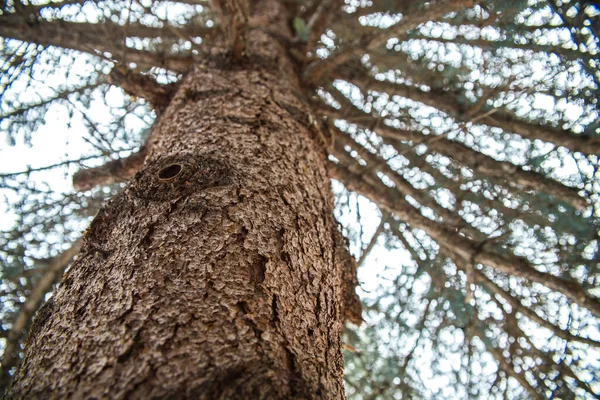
[1,0,598,398]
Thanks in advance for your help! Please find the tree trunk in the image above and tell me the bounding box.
[7,3,352,398]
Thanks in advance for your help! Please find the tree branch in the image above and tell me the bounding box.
[0,239,82,390]
[477,270,600,347]
[3,0,86,16]
[305,0,342,51]
[477,329,544,400]
[382,135,552,228]
[341,68,600,156]
[72,146,147,191]
[0,16,198,72]
[488,291,597,398]
[322,87,589,211]
[406,33,597,63]
[357,218,385,268]
[331,126,485,240]
[211,0,249,61]
[107,65,178,113]
[0,153,116,179]
[330,159,600,318]
[0,82,101,122]
[304,0,473,85]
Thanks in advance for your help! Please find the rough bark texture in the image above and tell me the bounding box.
[8,2,353,398]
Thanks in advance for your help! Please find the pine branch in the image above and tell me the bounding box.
[477,271,600,347]
[3,0,86,16]
[342,68,600,156]
[0,16,199,71]
[330,159,600,319]
[72,146,147,191]
[211,0,250,61]
[0,153,117,179]
[107,65,178,113]
[331,126,484,240]
[171,0,209,5]
[383,135,553,229]
[406,33,598,63]
[323,86,589,211]
[477,329,544,400]
[0,239,82,390]
[0,82,101,122]
[304,0,473,85]
[546,0,600,90]
[305,0,342,52]
[356,217,384,268]
[488,292,598,398]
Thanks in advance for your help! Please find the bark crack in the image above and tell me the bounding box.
[271,295,279,326]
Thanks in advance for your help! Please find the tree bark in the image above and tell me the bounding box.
[7,2,354,398]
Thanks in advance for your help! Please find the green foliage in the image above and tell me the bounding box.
[293,17,310,42]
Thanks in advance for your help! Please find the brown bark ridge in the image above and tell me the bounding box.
[8,1,357,398]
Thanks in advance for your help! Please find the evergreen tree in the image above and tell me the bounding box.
[0,0,598,398]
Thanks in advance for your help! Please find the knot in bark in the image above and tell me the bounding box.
[131,154,233,201]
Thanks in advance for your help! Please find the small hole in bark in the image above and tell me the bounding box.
[158,164,182,180]
[308,328,314,336]
[236,301,250,315]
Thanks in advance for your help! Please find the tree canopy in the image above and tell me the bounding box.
[1,0,599,398]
